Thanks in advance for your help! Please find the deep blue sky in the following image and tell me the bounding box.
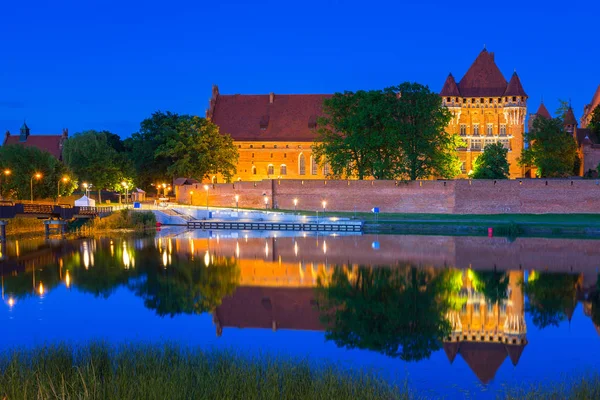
[1,0,598,138]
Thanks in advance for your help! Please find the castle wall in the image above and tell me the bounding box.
[177,179,600,214]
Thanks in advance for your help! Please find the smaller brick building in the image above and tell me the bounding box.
[3,122,68,160]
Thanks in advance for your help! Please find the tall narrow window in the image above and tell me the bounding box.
[473,124,480,136]
[460,124,466,136]
[280,164,287,175]
[298,154,306,175]
[471,139,482,151]
[500,124,507,136]
[311,156,318,175]
[252,166,257,175]
[487,124,493,136]
[460,162,466,173]
[267,164,274,175]
[323,163,330,176]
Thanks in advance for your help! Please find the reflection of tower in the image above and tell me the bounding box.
[443,270,527,384]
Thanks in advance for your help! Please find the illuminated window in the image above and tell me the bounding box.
[252,166,257,175]
[267,165,274,175]
[299,154,306,175]
[471,139,482,151]
[323,163,330,176]
[499,139,510,150]
[473,124,480,136]
[500,124,507,136]
[487,124,493,136]
[460,162,466,173]
[460,124,466,136]
[311,156,318,175]
[280,164,287,175]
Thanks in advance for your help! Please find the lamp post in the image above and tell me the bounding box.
[190,191,194,206]
[121,181,129,206]
[293,198,298,212]
[57,176,69,204]
[83,182,90,197]
[235,194,239,211]
[162,183,168,197]
[0,169,11,200]
[322,200,327,217]
[30,173,42,203]
[263,195,269,210]
[204,184,209,210]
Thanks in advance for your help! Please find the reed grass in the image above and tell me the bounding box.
[0,343,409,400]
[79,210,156,233]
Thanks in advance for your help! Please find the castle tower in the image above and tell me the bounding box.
[441,49,527,179]
[19,121,30,142]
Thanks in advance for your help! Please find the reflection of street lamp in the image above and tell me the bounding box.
[204,185,209,210]
[293,198,298,211]
[162,183,167,197]
[0,169,11,200]
[57,176,69,203]
[234,194,239,211]
[190,190,194,206]
[30,173,42,203]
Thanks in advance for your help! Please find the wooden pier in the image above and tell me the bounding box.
[187,220,362,232]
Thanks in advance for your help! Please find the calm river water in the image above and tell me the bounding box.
[1,228,600,398]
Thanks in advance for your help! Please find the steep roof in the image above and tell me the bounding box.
[3,134,64,159]
[457,49,508,97]
[443,341,460,364]
[440,74,461,97]
[505,344,526,366]
[213,287,322,333]
[576,128,599,146]
[211,93,331,142]
[504,72,527,97]
[564,107,578,125]
[535,102,552,119]
[458,342,508,384]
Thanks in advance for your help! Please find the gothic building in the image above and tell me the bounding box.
[3,122,69,160]
[440,49,526,179]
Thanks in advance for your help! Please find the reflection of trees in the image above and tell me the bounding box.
[129,255,240,317]
[470,270,509,305]
[67,252,133,299]
[316,265,463,361]
[524,272,580,329]
[2,264,61,299]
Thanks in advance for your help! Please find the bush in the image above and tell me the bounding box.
[86,210,156,232]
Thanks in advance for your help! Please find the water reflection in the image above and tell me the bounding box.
[2,233,600,388]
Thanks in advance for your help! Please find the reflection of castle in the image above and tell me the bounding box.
[443,270,526,384]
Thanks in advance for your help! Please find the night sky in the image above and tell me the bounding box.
[1,0,598,138]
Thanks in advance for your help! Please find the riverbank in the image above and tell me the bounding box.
[1,343,599,399]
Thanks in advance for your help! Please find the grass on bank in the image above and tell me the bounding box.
[77,210,156,233]
[0,343,408,400]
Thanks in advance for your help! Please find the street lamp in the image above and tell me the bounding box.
[0,169,11,200]
[121,181,129,206]
[57,176,69,203]
[234,194,239,211]
[293,198,298,211]
[322,200,327,216]
[82,182,90,197]
[263,195,269,210]
[204,184,209,210]
[190,190,194,206]
[162,183,168,197]
[30,173,42,203]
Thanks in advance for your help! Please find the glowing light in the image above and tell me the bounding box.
[203,184,209,191]
[83,243,90,269]
[323,240,327,254]
[235,242,240,258]
[265,241,269,257]
[294,241,298,257]
[65,271,71,288]
[204,251,210,267]
[322,200,327,209]
[3,169,11,176]
[122,242,131,269]
[38,282,45,296]
[7,297,15,308]
[162,250,168,267]
[293,198,298,207]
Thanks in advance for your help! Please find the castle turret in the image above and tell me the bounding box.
[19,121,30,142]
[564,106,578,134]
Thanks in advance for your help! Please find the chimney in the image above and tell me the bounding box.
[62,128,68,137]
[269,92,274,104]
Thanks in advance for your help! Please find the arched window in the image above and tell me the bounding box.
[311,156,318,175]
[267,164,274,175]
[252,166,257,175]
[298,154,306,175]
[280,164,287,175]
[212,176,217,183]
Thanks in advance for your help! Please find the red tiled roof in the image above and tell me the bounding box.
[213,287,322,333]
[443,341,460,364]
[211,93,332,142]
[458,342,508,384]
[504,72,527,97]
[457,50,509,98]
[3,135,64,159]
[505,344,526,366]
[536,103,552,119]
[564,107,577,126]
[440,74,461,97]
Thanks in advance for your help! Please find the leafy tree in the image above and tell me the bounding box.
[314,83,460,180]
[0,145,75,201]
[523,271,580,329]
[554,99,570,118]
[519,115,578,178]
[63,130,133,203]
[316,265,463,361]
[124,111,192,191]
[589,106,600,136]
[471,143,510,179]
[470,270,509,305]
[156,116,238,183]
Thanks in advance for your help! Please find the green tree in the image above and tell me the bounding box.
[471,142,510,179]
[519,115,578,178]
[314,83,460,180]
[124,111,192,191]
[316,265,463,361]
[523,272,580,329]
[156,116,238,183]
[63,130,133,203]
[470,270,509,305]
[0,145,75,201]
[589,106,600,136]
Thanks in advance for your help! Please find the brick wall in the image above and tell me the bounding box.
[176,179,600,214]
